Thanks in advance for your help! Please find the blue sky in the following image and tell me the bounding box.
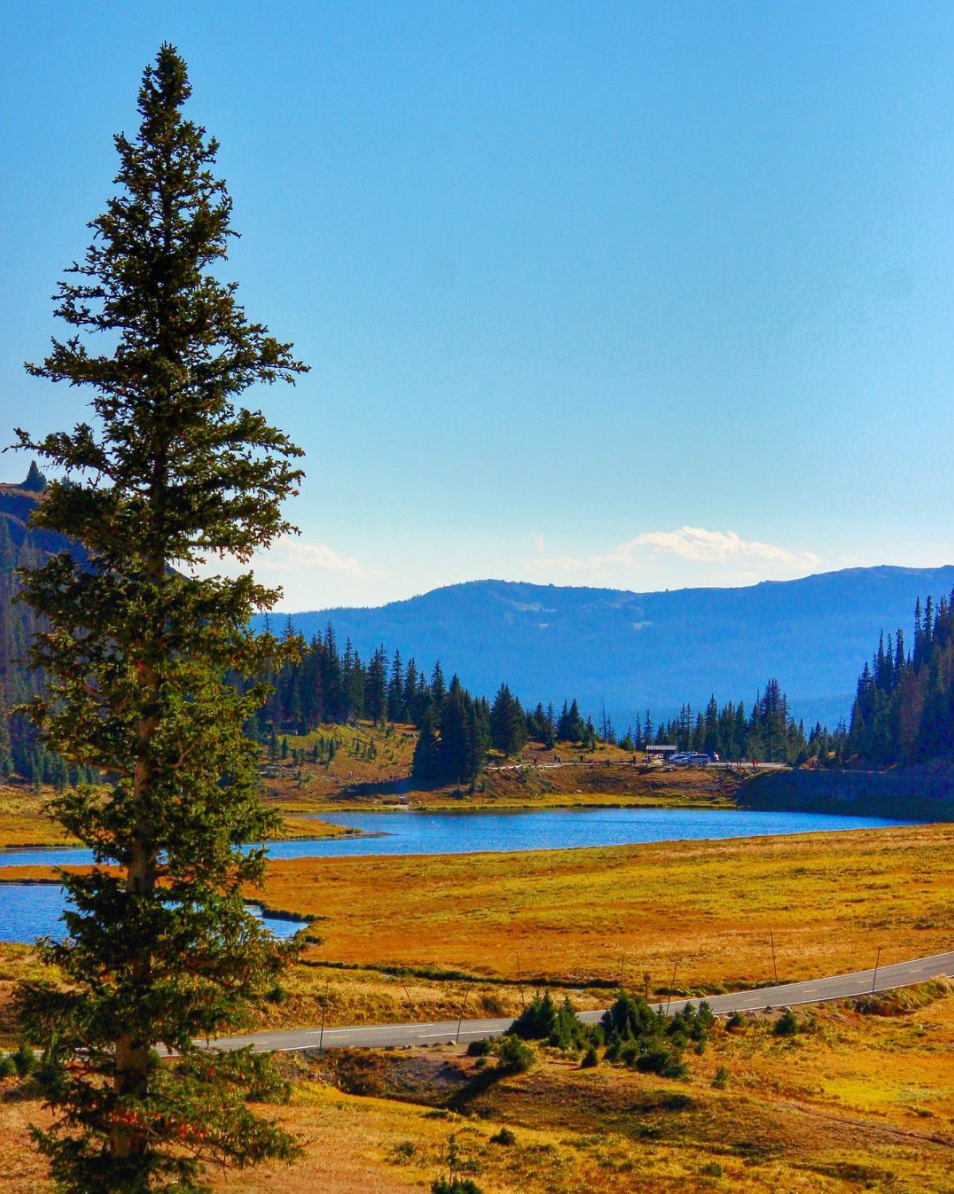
[2,1,953,609]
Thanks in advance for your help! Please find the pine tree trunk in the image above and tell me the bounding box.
[112,543,163,1161]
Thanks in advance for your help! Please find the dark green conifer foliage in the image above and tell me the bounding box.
[14,46,307,1194]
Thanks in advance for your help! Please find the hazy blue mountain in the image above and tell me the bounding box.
[257,566,954,731]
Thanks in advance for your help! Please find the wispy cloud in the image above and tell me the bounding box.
[259,535,376,578]
[195,534,385,609]
[521,525,820,585]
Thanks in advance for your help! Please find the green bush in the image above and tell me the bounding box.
[635,1045,687,1079]
[0,1054,15,1079]
[496,1035,535,1074]
[432,1179,483,1194]
[774,1008,799,1037]
[466,1037,493,1057]
[508,991,588,1052]
[490,1126,516,1145]
[711,1065,729,1089]
[599,993,712,1080]
[580,1045,599,1068]
[12,1042,36,1078]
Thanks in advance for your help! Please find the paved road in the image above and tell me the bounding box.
[208,948,954,1054]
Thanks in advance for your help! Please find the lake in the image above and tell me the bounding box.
[0,807,916,943]
[0,884,304,944]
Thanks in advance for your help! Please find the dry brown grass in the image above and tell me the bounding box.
[0,786,77,848]
[243,822,954,996]
[6,822,953,1004]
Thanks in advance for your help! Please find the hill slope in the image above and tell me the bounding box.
[264,566,954,729]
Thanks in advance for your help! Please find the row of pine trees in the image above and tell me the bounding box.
[848,590,954,763]
[253,621,819,777]
[614,679,822,765]
[249,623,600,784]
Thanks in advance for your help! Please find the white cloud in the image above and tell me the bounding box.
[193,534,386,609]
[520,525,821,586]
[259,535,374,578]
[626,526,820,568]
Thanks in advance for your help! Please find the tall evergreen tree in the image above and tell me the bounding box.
[14,47,306,1194]
[490,683,528,757]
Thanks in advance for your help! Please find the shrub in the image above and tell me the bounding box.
[496,1035,535,1074]
[391,1141,417,1163]
[12,1042,35,1078]
[774,1008,799,1037]
[0,1054,15,1079]
[432,1179,483,1194]
[599,992,711,1079]
[490,1126,516,1146]
[466,1037,493,1057]
[726,1010,744,1030]
[580,1045,599,1068]
[635,1045,688,1079]
[600,991,662,1046]
[711,1065,729,1089]
[508,991,588,1052]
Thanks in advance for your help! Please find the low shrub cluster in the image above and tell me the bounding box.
[0,1042,35,1080]
[501,989,713,1079]
[601,993,713,1078]
[508,991,589,1052]
[774,1008,800,1037]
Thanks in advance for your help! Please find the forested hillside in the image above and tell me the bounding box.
[849,589,954,763]
[268,566,954,729]
[257,624,815,772]
[0,467,96,786]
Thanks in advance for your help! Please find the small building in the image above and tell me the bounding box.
[644,744,677,762]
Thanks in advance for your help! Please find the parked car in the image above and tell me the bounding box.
[669,751,710,767]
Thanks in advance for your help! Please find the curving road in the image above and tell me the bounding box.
[207,948,954,1054]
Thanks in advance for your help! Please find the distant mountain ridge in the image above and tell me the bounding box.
[259,567,954,731]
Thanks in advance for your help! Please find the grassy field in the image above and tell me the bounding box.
[2,811,953,1191]
[4,822,952,1037]
[244,822,954,997]
[2,981,953,1193]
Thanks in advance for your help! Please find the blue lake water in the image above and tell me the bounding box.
[0,807,916,943]
[0,885,306,945]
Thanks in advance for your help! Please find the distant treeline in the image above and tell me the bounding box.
[625,680,829,766]
[251,619,603,784]
[848,589,954,764]
[255,620,819,779]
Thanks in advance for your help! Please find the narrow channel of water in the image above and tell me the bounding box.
[0,884,306,944]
